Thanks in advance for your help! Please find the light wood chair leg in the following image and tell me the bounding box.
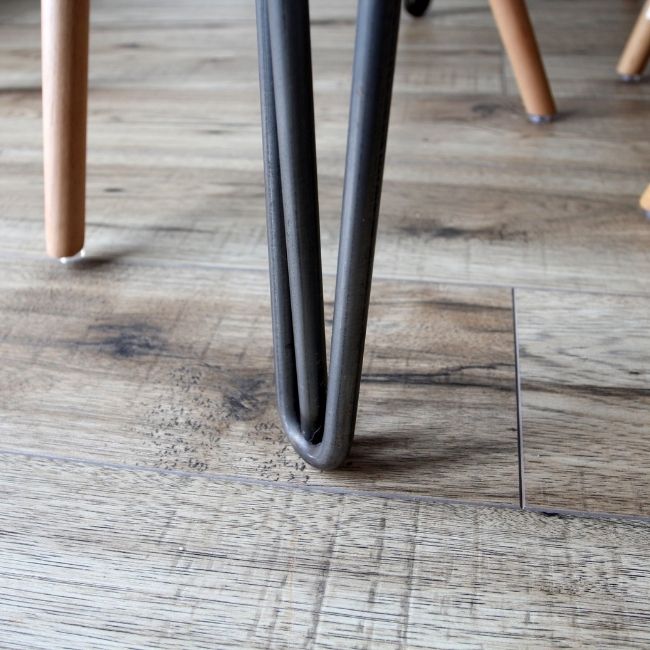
[41,0,90,259]
[617,0,650,81]
[489,0,556,123]
[641,184,650,219]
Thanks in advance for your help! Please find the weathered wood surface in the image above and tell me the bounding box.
[517,289,650,516]
[1,454,649,649]
[0,259,518,503]
[2,0,650,645]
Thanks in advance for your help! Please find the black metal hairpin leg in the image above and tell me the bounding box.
[256,0,401,469]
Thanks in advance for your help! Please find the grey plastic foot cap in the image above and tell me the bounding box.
[619,73,642,83]
[527,113,556,125]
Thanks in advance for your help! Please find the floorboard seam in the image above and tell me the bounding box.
[1,448,648,524]
[0,447,521,512]
[512,287,526,509]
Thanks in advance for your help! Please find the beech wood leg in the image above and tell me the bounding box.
[617,0,650,81]
[489,0,557,122]
[41,0,90,259]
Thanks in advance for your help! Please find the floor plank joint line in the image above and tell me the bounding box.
[0,447,526,514]
[2,447,649,524]
[512,287,526,509]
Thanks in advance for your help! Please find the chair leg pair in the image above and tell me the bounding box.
[406,0,649,119]
[39,0,555,262]
[40,0,650,260]
[491,0,649,212]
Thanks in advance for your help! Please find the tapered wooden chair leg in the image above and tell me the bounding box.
[617,0,650,81]
[489,0,556,123]
[41,0,90,259]
[641,184,650,219]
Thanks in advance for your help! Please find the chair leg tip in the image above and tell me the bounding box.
[527,113,556,125]
[618,73,642,83]
[57,248,86,264]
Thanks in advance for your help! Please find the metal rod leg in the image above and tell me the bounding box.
[256,0,401,469]
[324,0,401,463]
[266,1,327,440]
[255,1,301,441]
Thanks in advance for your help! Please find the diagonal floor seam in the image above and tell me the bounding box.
[1,447,649,524]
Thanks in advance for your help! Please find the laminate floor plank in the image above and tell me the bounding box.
[1,110,648,294]
[504,55,650,101]
[517,289,650,516]
[525,0,650,54]
[2,454,649,649]
[0,259,518,503]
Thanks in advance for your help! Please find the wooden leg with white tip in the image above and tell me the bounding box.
[41,0,89,259]
[617,0,650,81]
[489,0,556,123]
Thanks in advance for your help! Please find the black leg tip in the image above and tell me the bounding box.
[404,0,431,18]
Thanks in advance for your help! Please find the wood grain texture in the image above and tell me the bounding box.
[1,0,650,643]
[517,289,650,516]
[0,259,518,503]
[1,454,650,649]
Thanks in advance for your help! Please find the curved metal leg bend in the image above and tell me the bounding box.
[255,0,400,469]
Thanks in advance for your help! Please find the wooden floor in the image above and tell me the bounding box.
[1,0,649,646]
